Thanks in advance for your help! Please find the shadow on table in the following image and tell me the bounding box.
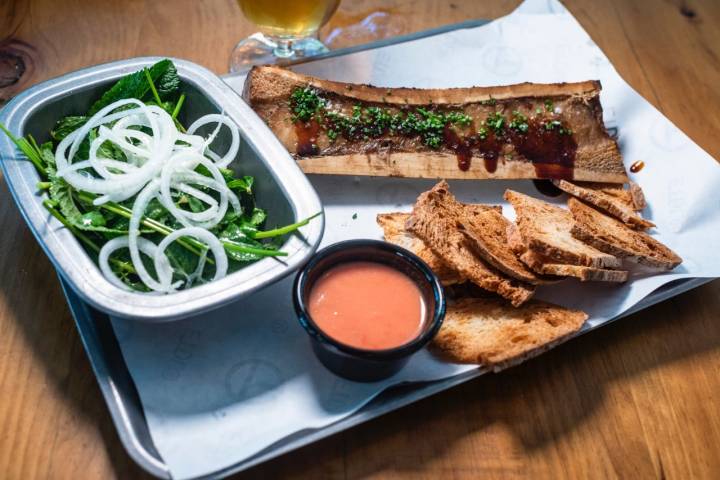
[237,279,720,479]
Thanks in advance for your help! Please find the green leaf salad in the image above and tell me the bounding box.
[0,59,320,293]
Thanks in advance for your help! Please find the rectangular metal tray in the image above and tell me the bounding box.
[0,57,323,321]
[62,275,713,479]
[53,20,716,480]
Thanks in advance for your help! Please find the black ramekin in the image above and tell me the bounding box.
[293,239,446,382]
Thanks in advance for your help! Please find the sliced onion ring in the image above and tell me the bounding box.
[99,236,172,293]
[154,227,228,290]
[187,114,240,168]
[53,99,245,294]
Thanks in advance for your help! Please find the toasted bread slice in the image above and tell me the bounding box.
[432,297,588,370]
[377,212,464,285]
[504,189,621,268]
[553,180,654,229]
[244,66,627,182]
[519,249,629,282]
[568,198,682,270]
[508,222,628,282]
[407,183,535,306]
[377,203,501,285]
[574,181,646,211]
[456,206,549,284]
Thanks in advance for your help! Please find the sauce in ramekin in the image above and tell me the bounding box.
[308,261,426,350]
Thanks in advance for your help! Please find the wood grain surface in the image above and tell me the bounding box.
[1,1,719,479]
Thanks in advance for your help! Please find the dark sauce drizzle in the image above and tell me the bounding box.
[442,126,502,172]
[295,119,321,156]
[290,88,578,179]
[511,119,577,180]
[443,126,472,171]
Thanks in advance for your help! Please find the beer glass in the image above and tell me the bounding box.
[230,0,341,73]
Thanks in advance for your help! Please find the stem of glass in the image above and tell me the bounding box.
[272,38,295,58]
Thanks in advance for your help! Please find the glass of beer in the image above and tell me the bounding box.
[230,0,341,73]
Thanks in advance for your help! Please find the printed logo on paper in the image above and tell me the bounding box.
[224,359,283,402]
[160,329,202,381]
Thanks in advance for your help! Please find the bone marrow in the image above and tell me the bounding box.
[243,66,627,182]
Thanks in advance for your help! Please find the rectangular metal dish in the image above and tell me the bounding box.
[0,57,323,321]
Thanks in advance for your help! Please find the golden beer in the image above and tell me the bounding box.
[238,0,341,37]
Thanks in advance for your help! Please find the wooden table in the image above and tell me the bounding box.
[1,1,719,478]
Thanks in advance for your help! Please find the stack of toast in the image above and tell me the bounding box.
[377,180,682,370]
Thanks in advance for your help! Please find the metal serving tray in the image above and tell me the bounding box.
[0,58,323,321]
[39,20,716,480]
[62,275,712,479]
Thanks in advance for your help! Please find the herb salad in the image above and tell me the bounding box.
[0,59,320,293]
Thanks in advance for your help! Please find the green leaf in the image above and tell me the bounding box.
[219,223,251,243]
[227,175,255,194]
[144,198,173,223]
[187,196,205,213]
[156,63,180,99]
[96,136,126,162]
[73,128,103,161]
[49,175,133,235]
[106,248,153,292]
[70,128,122,163]
[248,207,266,226]
[88,59,175,116]
[218,223,267,263]
[51,116,88,142]
[39,142,56,169]
[165,242,202,281]
[80,211,106,228]
[49,174,83,225]
[146,99,177,116]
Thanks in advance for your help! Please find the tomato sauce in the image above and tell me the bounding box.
[308,261,426,350]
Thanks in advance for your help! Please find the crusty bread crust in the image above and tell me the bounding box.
[553,180,654,229]
[244,66,628,183]
[568,198,682,270]
[628,181,647,210]
[431,297,588,369]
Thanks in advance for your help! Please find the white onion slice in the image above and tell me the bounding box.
[56,102,176,202]
[188,249,208,287]
[127,180,172,292]
[98,236,171,293]
[187,114,240,168]
[154,227,228,289]
[173,183,221,222]
[54,98,246,293]
[158,151,240,229]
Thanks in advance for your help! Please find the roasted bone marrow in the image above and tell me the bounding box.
[243,66,627,182]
